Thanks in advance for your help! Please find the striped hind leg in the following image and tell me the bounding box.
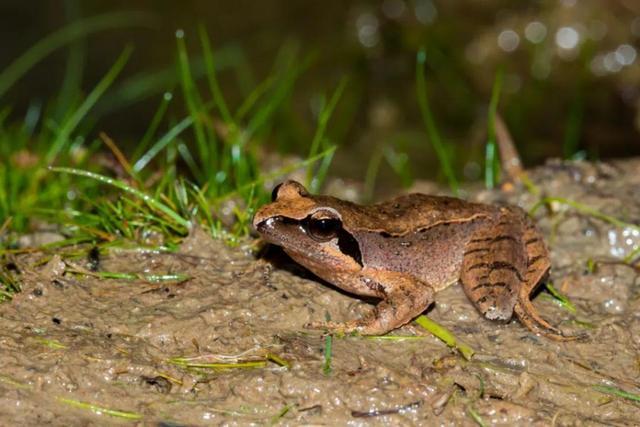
[460,212,527,321]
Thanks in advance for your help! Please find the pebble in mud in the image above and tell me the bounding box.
[0,159,640,425]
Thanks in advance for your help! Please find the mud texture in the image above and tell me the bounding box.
[1,159,640,426]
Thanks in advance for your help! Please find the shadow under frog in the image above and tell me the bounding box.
[253,180,577,341]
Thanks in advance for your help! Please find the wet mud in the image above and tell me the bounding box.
[1,159,640,426]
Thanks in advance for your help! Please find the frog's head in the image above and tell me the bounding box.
[253,180,362,271]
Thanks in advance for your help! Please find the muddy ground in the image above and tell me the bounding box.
[1,159,640,426]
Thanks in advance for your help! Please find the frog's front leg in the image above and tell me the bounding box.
[305,270,434,335]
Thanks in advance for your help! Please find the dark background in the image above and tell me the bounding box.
[2,0,639,183]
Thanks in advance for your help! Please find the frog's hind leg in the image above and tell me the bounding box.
[460,211,527,321]
[512,217,578,341]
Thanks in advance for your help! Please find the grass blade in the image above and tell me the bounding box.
[414,315,474,360]
[133,92,173,161]
[176,30,213,170]
[323,333,333,376]
[485,67,503,189]
[57,397,142,420]
[467,405,488,427]
[563,81,585,159]
[593,385,640,402]
[54,1,85,121]
[198,24,233,125]
[133,117,193,173]
[0,11,154,99]
[306,77,347,189]
[46,45,133,164]
[416,49,458,194]
[544,282,576,314]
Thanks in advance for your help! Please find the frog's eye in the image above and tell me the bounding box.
[305,211,341,242]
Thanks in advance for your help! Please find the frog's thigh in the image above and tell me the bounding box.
[460,217,527,321]
[353,270,434,335]
[519,216,551,295]
[513,216,568,339]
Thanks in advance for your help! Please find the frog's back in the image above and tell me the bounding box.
[336,193,497,236]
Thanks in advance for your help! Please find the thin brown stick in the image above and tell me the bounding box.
[99,132,134,177]
[495,114,523,181]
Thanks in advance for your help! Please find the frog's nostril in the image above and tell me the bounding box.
[256,217,278,233]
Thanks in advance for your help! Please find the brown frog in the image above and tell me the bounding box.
[253,180,574,340]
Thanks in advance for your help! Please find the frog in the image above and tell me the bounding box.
[253,180,575,341]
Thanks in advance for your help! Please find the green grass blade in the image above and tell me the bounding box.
[57,397,142,420]
[414,315,474,360]
[0,11,154,99]
[323,333,333,376]
[467,405,488,427]
[235,75,276,122]
[384,145,413,188]
[54,1,85,120]
[49,167,190,229]
[363,145,384,201]
[306,78,347,190]
[544,282,576,314]
[415,49,458,194]
[133,117,193,173]
[97,45,243,115]
[176,30,213,170]
[198,24,233,125]
[485,67,503,189]
[46,45,133,164]
[133,92,173,161]
[245,53,312,140]
[563,89,585,159]
[310,144,336,193]
[212,145,337,204]
[265,352,291,369]
[593,385,640,402]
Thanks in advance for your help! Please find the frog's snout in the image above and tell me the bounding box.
[253,214,281,236]
[252,206,269,231]
[254,217,273,233]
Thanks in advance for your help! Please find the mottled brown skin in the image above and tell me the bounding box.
[253,180,574,340]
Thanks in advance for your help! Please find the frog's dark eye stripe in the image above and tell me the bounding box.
[271,183,283,201]
[337,231,362,266]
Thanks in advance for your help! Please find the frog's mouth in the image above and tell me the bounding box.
[254,216,299,243]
